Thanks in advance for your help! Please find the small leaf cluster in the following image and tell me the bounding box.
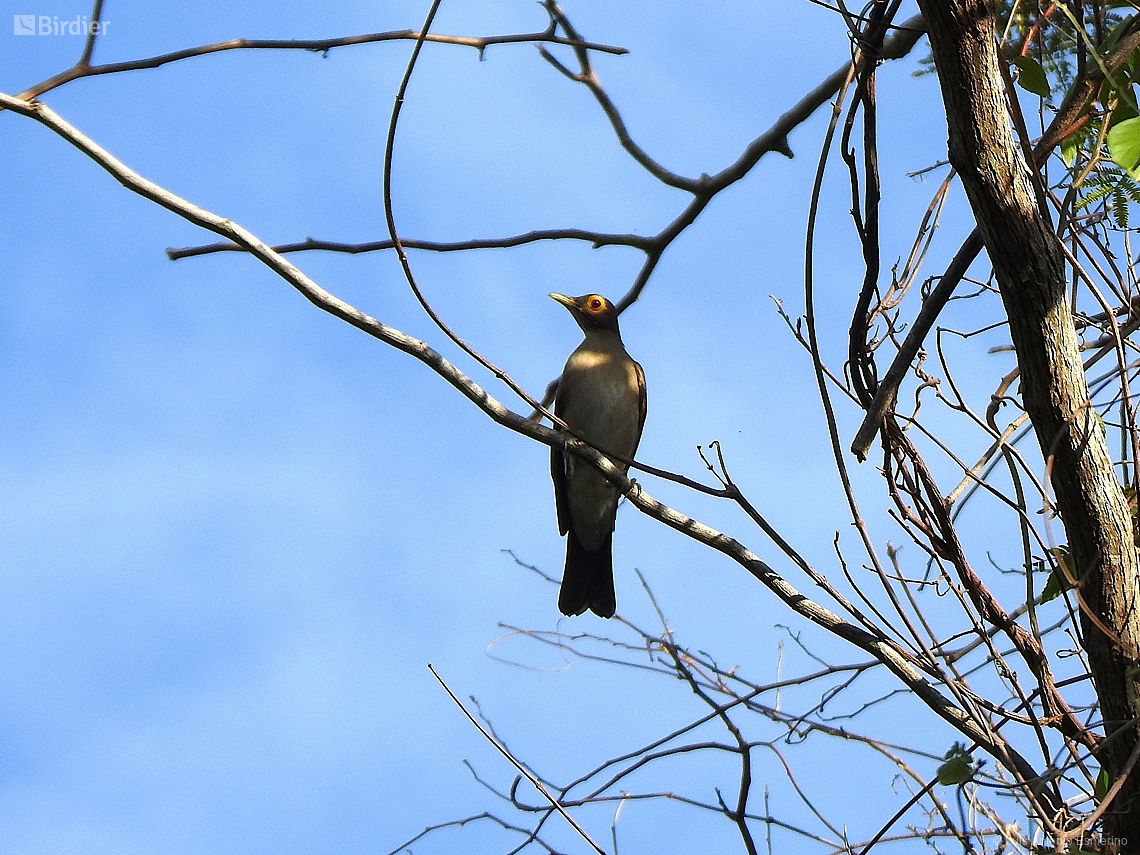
[936,742,978,785]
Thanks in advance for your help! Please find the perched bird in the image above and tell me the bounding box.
[549,293,647,618]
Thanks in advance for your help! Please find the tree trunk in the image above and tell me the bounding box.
[911,0,1140,846]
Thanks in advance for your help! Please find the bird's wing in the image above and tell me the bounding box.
[551,441,572,536]
[633,358,647,455]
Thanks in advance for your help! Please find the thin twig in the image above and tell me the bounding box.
[428,663,608,855]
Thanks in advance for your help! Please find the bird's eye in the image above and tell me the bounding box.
[587,296,605,312]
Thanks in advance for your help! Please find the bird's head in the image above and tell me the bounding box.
[549,293,621,334]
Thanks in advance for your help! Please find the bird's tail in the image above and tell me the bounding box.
[558,530,616,618]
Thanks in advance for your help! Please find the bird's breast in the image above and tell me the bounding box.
[557,344,643,459]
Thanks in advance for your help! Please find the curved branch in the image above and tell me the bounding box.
[539,1,699,191]
[168,11,929,323]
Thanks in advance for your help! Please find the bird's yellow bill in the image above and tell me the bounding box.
[549,293,576,308]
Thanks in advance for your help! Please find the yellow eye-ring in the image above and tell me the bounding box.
[586,295,606,312]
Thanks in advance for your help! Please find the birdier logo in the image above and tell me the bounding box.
[13,14,109,36]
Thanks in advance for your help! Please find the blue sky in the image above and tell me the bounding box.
[0,2,1035,853]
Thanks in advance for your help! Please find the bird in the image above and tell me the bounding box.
[549,292,646,618]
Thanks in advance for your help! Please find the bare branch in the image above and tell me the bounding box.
[15,22,628,102]
[166,230,656,260]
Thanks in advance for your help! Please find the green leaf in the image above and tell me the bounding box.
[937,743,974,785]
[1109,115,1140,179]
[1040,571,1066,602]
[1112,85,1140,123]
[1095,768,1112,803]
[1113,186,1131,228]
[1039,569,1063,602]
[1061,132,1081,167]
[1100,15,1140,55]
[1040,547,1076,603]
[1012,56,1051,97]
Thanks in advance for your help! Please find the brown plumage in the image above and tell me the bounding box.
[549,293,647,618]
